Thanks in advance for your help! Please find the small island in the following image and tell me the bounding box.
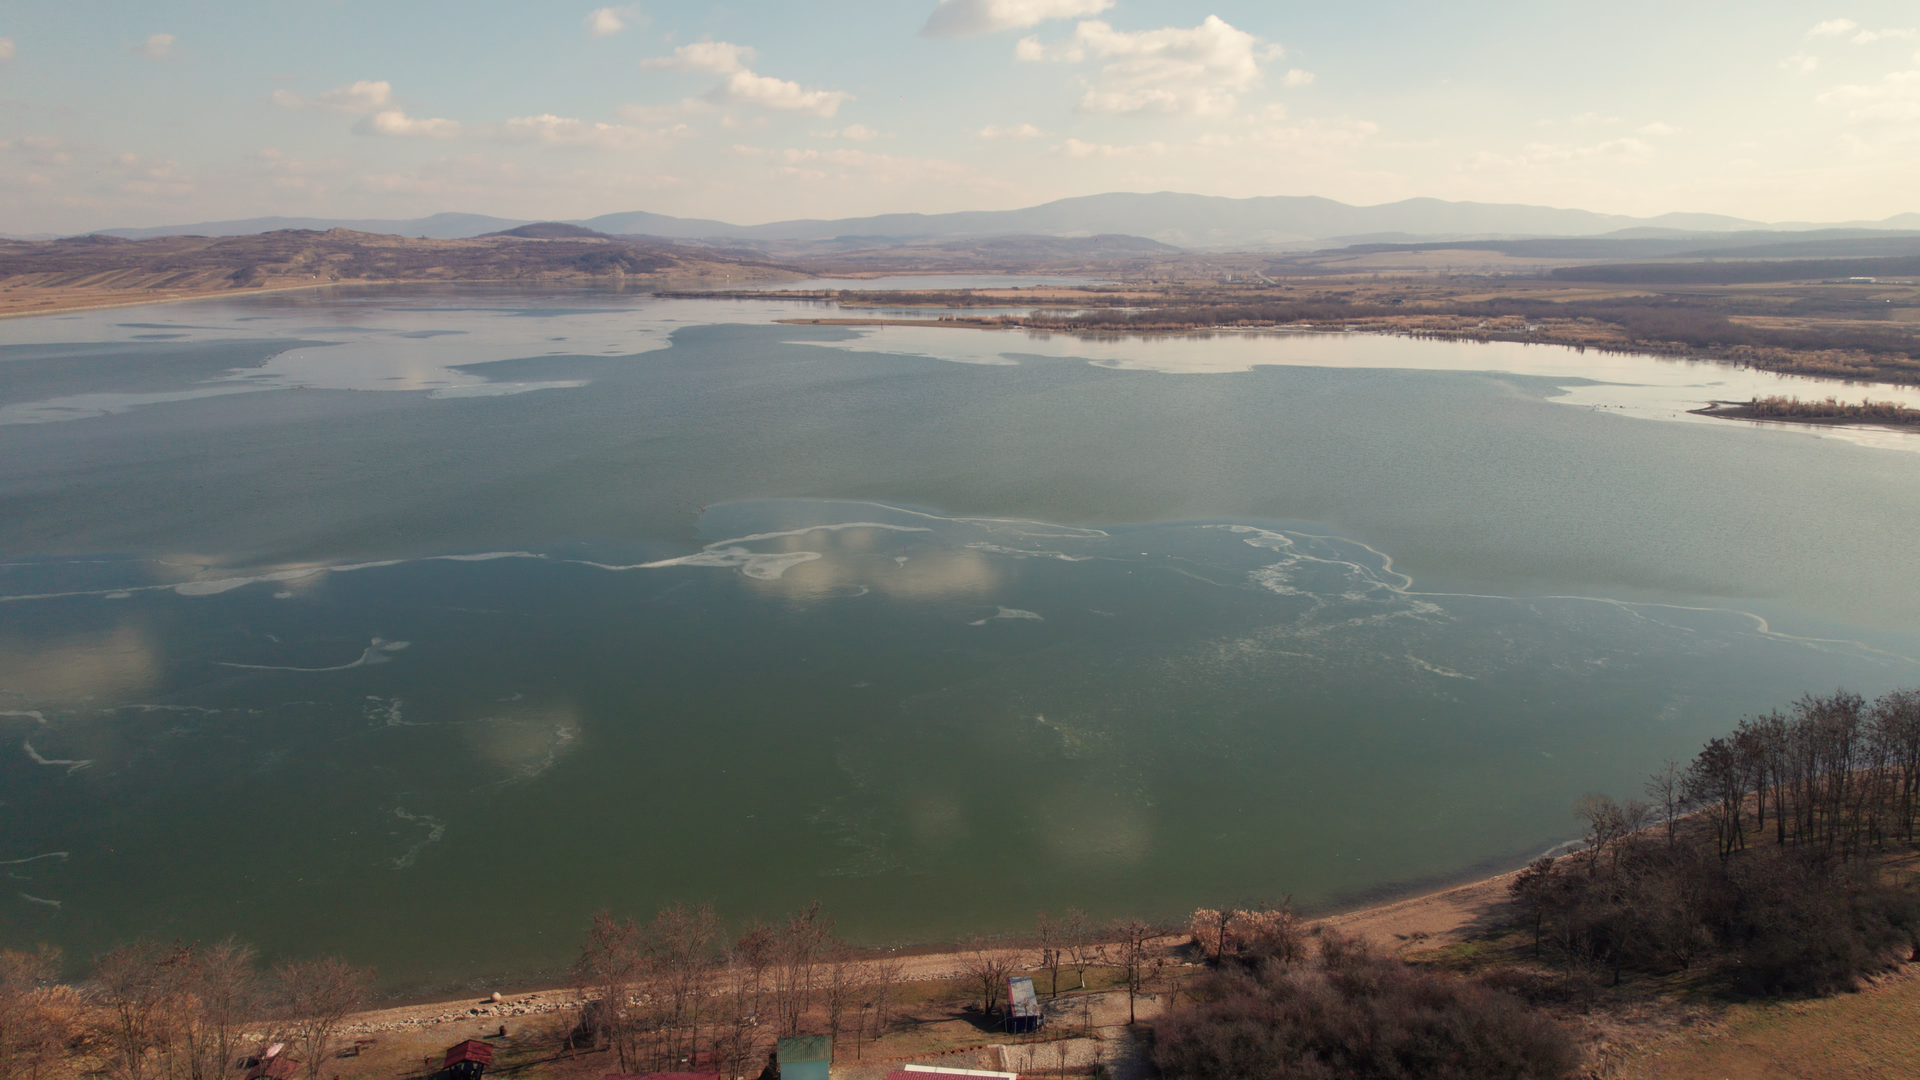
[1692,394,1920,428]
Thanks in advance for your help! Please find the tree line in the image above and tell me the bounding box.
[1150,687,1920,1078]
[0,941,368,1080]
[1509,689,1920,994]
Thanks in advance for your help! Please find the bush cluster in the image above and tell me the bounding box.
[1153,929,1578,1080]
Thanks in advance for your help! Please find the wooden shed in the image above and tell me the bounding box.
[442,1040,496,1080]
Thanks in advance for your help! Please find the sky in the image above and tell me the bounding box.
[1,1,1918,233]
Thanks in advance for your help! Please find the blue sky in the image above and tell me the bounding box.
[1,1,1917,232]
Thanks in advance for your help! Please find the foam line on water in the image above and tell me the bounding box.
[582,522,934,580]
[1,710,49,725]
[970,606,1045,626]
[858,503,1110,539]
[1217,523,1920,666]
[217,637,410,673]
[966,542,1094,561]
[390,808,446,869]
[0,853,69,866]
[16,893,61,910]
[22,739,93,773]
[0,558,404,604]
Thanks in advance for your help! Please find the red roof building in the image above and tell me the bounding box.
[243,1058,297,1080]
[442,1040,496,1080]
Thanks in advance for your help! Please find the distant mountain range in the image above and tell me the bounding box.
[67,193,1920,250]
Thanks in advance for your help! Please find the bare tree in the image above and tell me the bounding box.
[730,924,776,1021]
[702,973,762,1080]
[820,944,862,1058]
[1060,908,1096,991]
[1873,690,1920,841]
[647,904,718,1069]
[93,942,188,1080]
[1033,912,1067,997]
[1,947,65,1080]
[180,941,258,1080]
[271,958,370,1080]
[863,959,905,1043]
[771,903,831,1035]
[1507,858,1559,958]
[1644,760,1690,847]
[956,938,1020,1019]
[1108,919,1162,1025]
[573,911,646,1071]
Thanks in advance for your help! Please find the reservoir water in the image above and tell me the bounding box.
[4,284,1920,991]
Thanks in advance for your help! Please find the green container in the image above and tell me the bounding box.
[776,1035,831,1080]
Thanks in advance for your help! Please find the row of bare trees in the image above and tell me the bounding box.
[1503,688,1920,994]
[1682,689,1920,858]
[0,942,368,1080]
[571,903,905,1076]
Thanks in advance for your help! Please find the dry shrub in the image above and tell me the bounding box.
[1187,906,1303,966]
[1152,930,1577,1080]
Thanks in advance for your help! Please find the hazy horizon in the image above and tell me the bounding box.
[3,2,1919,235]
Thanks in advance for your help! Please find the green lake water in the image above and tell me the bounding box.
[4,285,1919,992]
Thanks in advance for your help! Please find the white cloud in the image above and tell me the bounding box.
[490,114,684,149]
[977,122,1045,139]
[705,70,851,116]
[814,124,882,140]
[273,80,395,113]
[921,0,1113,39]
[1818,68,1920,122]
[585,6,646,38]
[1638,121,1680,135]
[138,32,174,58]
[1853,28,1917,44]
[1054,137,1165,158]
[273,80,464,138]
[1781,52,1821,74]
[0,37,14,61]
[356,109,463,139]
[640,40,757,73]
[1282,68,1314,87]
[1019,16,1267,116]
[1809,19,1858,37]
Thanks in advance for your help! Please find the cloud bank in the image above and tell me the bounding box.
[585,6,646,38]
[921,0,1113,39]
[640,41,757,73]
[705,71,851,116]
[1019,16,1269,116]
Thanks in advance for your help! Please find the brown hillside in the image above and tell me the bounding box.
[0,229,801,316]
